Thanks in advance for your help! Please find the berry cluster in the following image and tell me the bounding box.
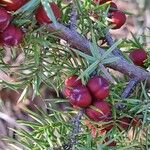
[94,0,126,29]
[64,75,112,124]
[64,75,110,107]
[0,1,61,47]
[0,0,25,46]
[64,75,141,146]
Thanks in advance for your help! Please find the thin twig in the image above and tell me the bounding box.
[115,77,140,109]
[121,77,139,98]
[63,109,84,149]
[69,1,78,30]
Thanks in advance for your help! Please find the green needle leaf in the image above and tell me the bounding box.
[101,40,122,60]
[14,0,40,14]
[41,0,57,26]
[78,60,99,79]
[72,48,95,61]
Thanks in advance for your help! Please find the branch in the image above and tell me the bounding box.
[121,77,139,98]
[46,22,150,86]
[69,1,77,30]
[63,109,84,149]
[115,77,139,109]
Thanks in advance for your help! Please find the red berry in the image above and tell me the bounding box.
[1,0,27,11]
[65,75,82,87]
[0,7,11,32]
[85,101,111,121]
[0,24,24,46]
[68,86,92,108]
[108,11,126,29]
[119,117,131,130]
[104,137,117,147]
[87,76,109,100]
[93,0,112,5]
[35,3,61,24]
[129,49,148,67]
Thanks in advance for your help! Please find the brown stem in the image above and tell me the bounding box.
[115,77,139,109]
[69,1,77,30]
[121,77,139,98]
[46,23,150,86]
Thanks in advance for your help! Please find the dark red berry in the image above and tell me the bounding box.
[68,86,92,108]
[85,101,111,121]
[108,11,126,29]
[119,117,131,130]
[104,137,117,147]
[1,0,27,11]
[0,24,24,46]
[87,76,109,100]
[129,49,148,67]
[35,3,61,24]
[65,75,82,87]
[93,0,112,5]
[0,7,11,32]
